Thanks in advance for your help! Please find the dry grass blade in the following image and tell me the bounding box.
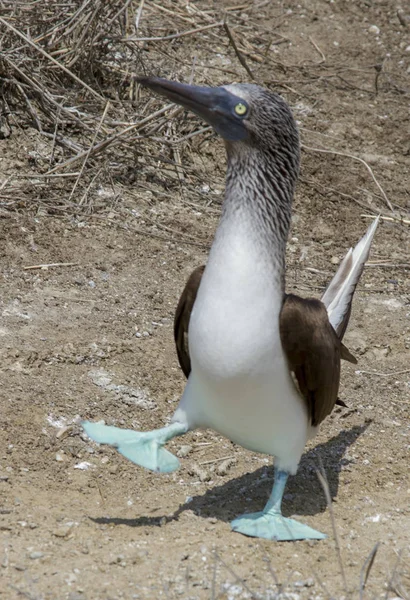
[302,144,394,212]
[126,21,223,42]
[134,0,146,34]
[316,460,348,592]
[359,542,380,600]
[357,369,410,377]
[309,36,326,64]
[23,263,78,270]
[361,213,410,225]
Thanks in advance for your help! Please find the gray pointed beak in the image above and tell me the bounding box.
[137,76,248,142]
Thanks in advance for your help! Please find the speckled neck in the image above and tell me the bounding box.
[218,139,300,286]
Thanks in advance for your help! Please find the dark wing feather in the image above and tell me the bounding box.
[280,293,344,427]
[174,265,205,378]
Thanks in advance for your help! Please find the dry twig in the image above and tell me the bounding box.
[223,22,254,80]
[23,262,78,270]
[316,461,348,592]
[361,213,410,226]
[302,144,394,212]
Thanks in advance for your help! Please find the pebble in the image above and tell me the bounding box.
[56,425,73,440]
[216,457,236,476]
[189,464,211,482]
[74,461,92,470]
[29,551,44,560]
[294,578,315,588]
[368,25,380,34]
[177,444,192,458]
[52,524,74,538]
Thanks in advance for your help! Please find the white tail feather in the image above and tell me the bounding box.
[321,217,379,337]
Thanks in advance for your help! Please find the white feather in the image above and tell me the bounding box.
[322,217,379,335]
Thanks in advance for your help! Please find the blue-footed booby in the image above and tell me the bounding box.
[83,77,379,541]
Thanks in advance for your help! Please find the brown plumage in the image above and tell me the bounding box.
[174,265,205,379]
[174,267,357,427]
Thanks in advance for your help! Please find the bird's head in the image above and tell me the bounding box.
[137,77,299,156]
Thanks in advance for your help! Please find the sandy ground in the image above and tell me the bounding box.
[1,1,410,599]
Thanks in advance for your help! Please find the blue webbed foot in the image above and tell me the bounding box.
[231,511,326,541]
[230,467,327,541]
[82,421,187,473]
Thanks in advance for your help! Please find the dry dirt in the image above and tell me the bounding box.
[1,1,410,599]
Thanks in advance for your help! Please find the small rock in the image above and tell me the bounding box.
[189,464,211,482]
[294,578,315,588]
[368,25,380,34]
[29,551,44,560]
[177,445,193,458]
[331,256,340,265]
[55,452,65,462]
[74,461,92,470]
[56,425,73,440]
[53,524,74,538]
[17,521,28,527]
[216,458,236,476]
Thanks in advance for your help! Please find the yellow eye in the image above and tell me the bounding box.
[234,102,247,116]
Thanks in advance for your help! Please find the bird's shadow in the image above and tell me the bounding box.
[91,421,370,529]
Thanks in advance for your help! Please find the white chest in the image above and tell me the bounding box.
[189,219,283,378]
[172,217,310,471]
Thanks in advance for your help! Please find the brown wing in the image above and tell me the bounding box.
[174,265,205,378]
[279,293,350,427]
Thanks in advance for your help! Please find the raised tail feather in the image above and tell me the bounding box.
[321,217,379,339]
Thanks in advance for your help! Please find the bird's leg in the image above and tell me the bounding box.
[82,420,188,473]
[231,467,326,541]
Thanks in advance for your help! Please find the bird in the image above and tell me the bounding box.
[82,77,379,541]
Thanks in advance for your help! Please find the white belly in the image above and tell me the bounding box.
[172,217,311,474]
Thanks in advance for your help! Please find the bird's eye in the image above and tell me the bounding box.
[234,103,248,116]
